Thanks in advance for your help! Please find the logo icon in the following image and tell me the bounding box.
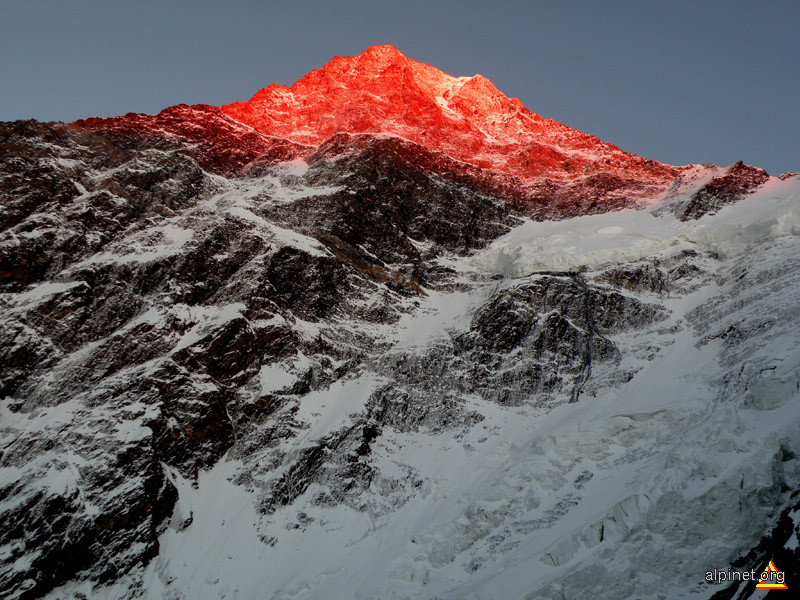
[756,560,788,590]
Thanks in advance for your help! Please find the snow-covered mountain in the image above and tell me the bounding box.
[1,45,799,600]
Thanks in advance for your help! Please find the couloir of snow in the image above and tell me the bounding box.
[40,175,800,600]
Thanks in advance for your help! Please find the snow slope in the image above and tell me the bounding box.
[44,176,800,600]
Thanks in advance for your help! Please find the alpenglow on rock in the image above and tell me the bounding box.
[1,45,799,600]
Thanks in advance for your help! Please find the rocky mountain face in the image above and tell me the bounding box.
[221,45,680,192]
[2,46,799,600]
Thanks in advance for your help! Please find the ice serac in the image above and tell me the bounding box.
[221,45,681,196]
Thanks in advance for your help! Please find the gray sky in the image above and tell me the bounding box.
[2,0,798,174]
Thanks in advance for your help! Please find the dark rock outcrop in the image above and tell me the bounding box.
[680,161,769,221]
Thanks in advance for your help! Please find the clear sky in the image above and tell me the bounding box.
[1,0,798,174]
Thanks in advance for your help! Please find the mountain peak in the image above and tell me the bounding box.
[221,46,681,188]
[357,43,407,62]
[309,44,412,83]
